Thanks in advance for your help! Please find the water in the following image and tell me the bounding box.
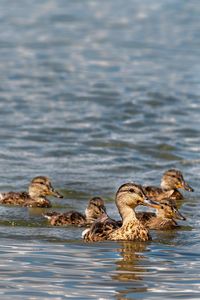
[0,0,199,298]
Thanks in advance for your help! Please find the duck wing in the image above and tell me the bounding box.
[44,211,87,226]
[136,211,156,225]
[147,217,179,230]
[143,186,164,200]
[23,198,51,208]
[82,215,121,242]
[143,186,180,201]
[0,191,29,205]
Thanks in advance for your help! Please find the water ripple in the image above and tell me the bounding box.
[0,0,199,298]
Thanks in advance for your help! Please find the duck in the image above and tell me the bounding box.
[82,183,161,242]
[0,176,63,207]
[143,169,194,201]
[83,198,184,235]
[136,199,186,230]
[43,197,106,226]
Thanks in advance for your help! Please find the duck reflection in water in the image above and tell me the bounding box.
[112,241,148,298]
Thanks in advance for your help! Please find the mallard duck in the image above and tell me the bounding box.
[143,169,194,201]
[0,176,63,207]
[82,183,161,242]
[43,197,106,226]
[136,199,186,230]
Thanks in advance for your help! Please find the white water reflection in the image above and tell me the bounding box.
[0,239,200,299]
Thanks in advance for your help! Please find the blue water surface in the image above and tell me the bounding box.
[0,0,199,299]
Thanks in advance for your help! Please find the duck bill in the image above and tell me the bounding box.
[50,188,63,198]
[173,208,186,221]
[182,181,194,192]
[100,205,107,214]
[97,212,109,223]
[143,198,161,209]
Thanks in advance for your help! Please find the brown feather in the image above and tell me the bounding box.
[45,211,86,226]
[0,176,62,208]
[43,197,106,227]
[143,186,183,201]
[143,169,193,202]
[83,183,160,242]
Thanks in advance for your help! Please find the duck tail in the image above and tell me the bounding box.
[0,193,4,200]
[42,213,52,220]
[43,211,60,219]
[82,228,90,239]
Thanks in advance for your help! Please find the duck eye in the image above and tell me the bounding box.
[129,189,134,193]
[38,181,45,185]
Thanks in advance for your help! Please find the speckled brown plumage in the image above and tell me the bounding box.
[0,176,63,208]
[136,199,186,230]
[83,183,161,242]
[0,192,30,206]
[43,197,106,226]
[82,213,121,241]
[109,219,151,241]
[143,169,193,201]
[45,211,87,226]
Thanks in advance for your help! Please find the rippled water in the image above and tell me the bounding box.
[0,0,200,299]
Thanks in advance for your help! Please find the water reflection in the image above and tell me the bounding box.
[112,241,148,298]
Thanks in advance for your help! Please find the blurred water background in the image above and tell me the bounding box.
[0,0,199,299]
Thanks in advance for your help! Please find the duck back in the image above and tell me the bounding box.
[0,191,30,205]
[83,216,120,242]
[146,217,179,230]
[44,211,87,226]
[136,211,156,224]
[143,186,183,201]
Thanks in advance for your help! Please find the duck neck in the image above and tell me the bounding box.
[29,189,46,201]
[156,209,167,218]
[85,208,97,223]
[160,180,175,192]
[117,204,138,225]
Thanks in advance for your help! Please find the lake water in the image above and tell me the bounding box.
[0,0,200,299]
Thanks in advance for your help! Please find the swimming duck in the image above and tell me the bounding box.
[136,199,186,230]
[0,176,63,207]
[84,198,185,235]
[43,197,106,226]
[143,169,194,201]
[82,183,161,242]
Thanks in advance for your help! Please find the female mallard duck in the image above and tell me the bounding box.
[82,183,161,242]
[143,169,194,201]
[0,176,63,207]
[136,199,186,230]
[43,197,106,226]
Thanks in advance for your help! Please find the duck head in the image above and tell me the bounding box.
[85,197,107,222]
[28,176,63,199]
[116,183,161,220]
[157,199,186,220]
[161,169,194,192]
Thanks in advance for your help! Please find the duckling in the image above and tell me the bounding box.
[82,183,161,242]
[143,169,194,201]
[43,197,106,226]
[82,212,121,242]
[0,176,63,207]
[136,199,186,230]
